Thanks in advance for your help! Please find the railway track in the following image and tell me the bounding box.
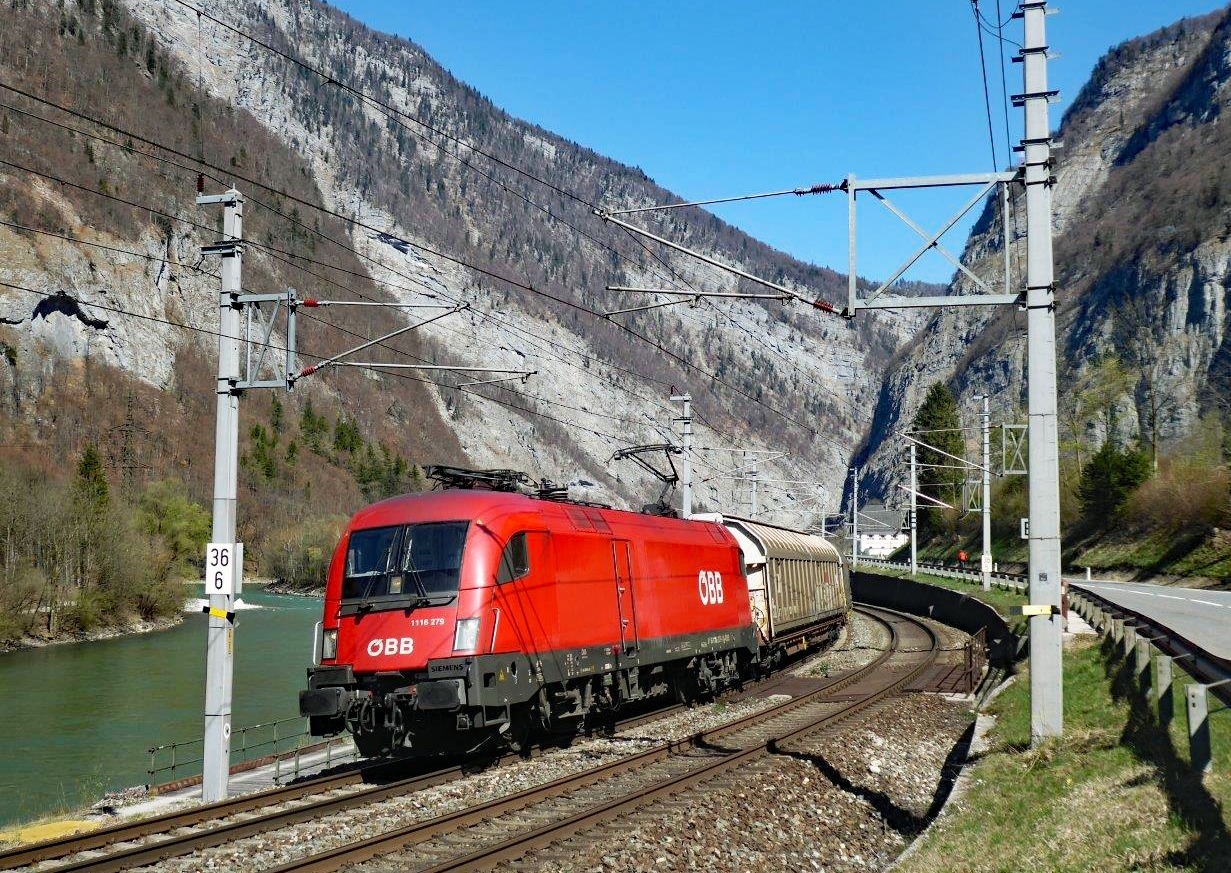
[279,607,934,873]
[2,607,924,873]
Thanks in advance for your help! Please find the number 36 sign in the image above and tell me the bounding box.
[205,542,244,596]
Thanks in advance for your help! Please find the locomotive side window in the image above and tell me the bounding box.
[497,532,531,584]
[342,521,469,609]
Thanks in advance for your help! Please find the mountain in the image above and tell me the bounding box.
[856,7,1231,509]
[0,0,932,555]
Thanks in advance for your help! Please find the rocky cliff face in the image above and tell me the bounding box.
[858,8,1231,500]
[0,0,930,522]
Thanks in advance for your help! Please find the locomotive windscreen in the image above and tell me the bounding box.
[341,521,469,607]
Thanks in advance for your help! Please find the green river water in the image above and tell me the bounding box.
[0,585,321,827]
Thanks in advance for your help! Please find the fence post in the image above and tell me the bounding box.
[1112,618,1124,647]
[1156,655,1174,728]
[1186,683,1212,774]
[1134,639,1151,694]
[1124,625,1137,659]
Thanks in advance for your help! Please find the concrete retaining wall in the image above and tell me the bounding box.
[853,571,1022,670]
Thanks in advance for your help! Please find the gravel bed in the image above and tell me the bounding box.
[113,611,894,871]
[153,692,795,872]
[792,611,891,677]
[503,693,973,873]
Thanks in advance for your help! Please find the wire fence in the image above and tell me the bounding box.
[147,716,353,790]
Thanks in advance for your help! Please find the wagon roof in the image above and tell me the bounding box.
[715,515,842,564]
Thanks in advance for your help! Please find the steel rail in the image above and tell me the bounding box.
[263,607,923,873]
[0,759,395,870]
[0,624,856,871]
[420,610,938,873]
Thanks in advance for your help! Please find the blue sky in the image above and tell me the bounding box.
[332,1,1224,283]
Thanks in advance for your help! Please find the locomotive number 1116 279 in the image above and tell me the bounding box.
[698,570,725,605]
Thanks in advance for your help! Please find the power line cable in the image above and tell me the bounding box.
[0,215,653,430]
[144,7,843,439]
[0,276,635,443]
[0,84,834,451]
[994,0,1015,163]
[971,0,1001,170]
[2,151,827,443]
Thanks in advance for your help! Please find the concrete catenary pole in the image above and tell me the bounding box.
[199,187,243,801]
[749,453,759,519]
[910,443,918,575]
[850,466,860,570]
[982,395,992,592]
[671,392,692,517]
[1020,0,1064,742]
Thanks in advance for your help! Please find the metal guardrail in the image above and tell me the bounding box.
[858,557,1027,593]
[860,556,1229,773]
[147,716,353,789]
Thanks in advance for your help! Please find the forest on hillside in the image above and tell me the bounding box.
[906,380,1231,583]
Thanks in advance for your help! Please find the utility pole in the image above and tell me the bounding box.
[850,466,860,570]
[746,451,759,518]
[671,392,692,517]
[198,186,243,802]
[1019,0,1064,742]
[981,395,992,591]
[909,443,918,575]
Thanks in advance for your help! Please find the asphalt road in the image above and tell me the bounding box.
[1070,578,1231,661]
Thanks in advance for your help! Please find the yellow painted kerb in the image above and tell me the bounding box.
[0,818,99,845]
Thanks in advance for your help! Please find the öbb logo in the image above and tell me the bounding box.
[367,637,415,657]
[697,570,724,605]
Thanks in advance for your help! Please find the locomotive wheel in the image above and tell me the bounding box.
[353,729,394,758]
[505,703,534,757]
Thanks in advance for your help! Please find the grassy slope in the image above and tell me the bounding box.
[883,576,1231,872]
[901,529,1231,588]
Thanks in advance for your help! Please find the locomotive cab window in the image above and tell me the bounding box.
[497,532,531,584]
[341,521,469,614]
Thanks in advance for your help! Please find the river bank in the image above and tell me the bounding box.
[0,613,184,655]
[263,579,324,597]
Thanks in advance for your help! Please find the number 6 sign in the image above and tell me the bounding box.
[205,542,243,595]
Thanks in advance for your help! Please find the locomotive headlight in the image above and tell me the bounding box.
[453,618,480,652]
[321,628,338,661]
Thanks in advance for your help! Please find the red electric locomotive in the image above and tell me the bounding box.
[299,468,757,757]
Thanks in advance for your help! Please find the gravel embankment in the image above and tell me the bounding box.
[502,693,973,873]
[152,693,800,872]
[94,612,928,872]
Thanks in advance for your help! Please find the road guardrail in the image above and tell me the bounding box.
[858,556,1229,772]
